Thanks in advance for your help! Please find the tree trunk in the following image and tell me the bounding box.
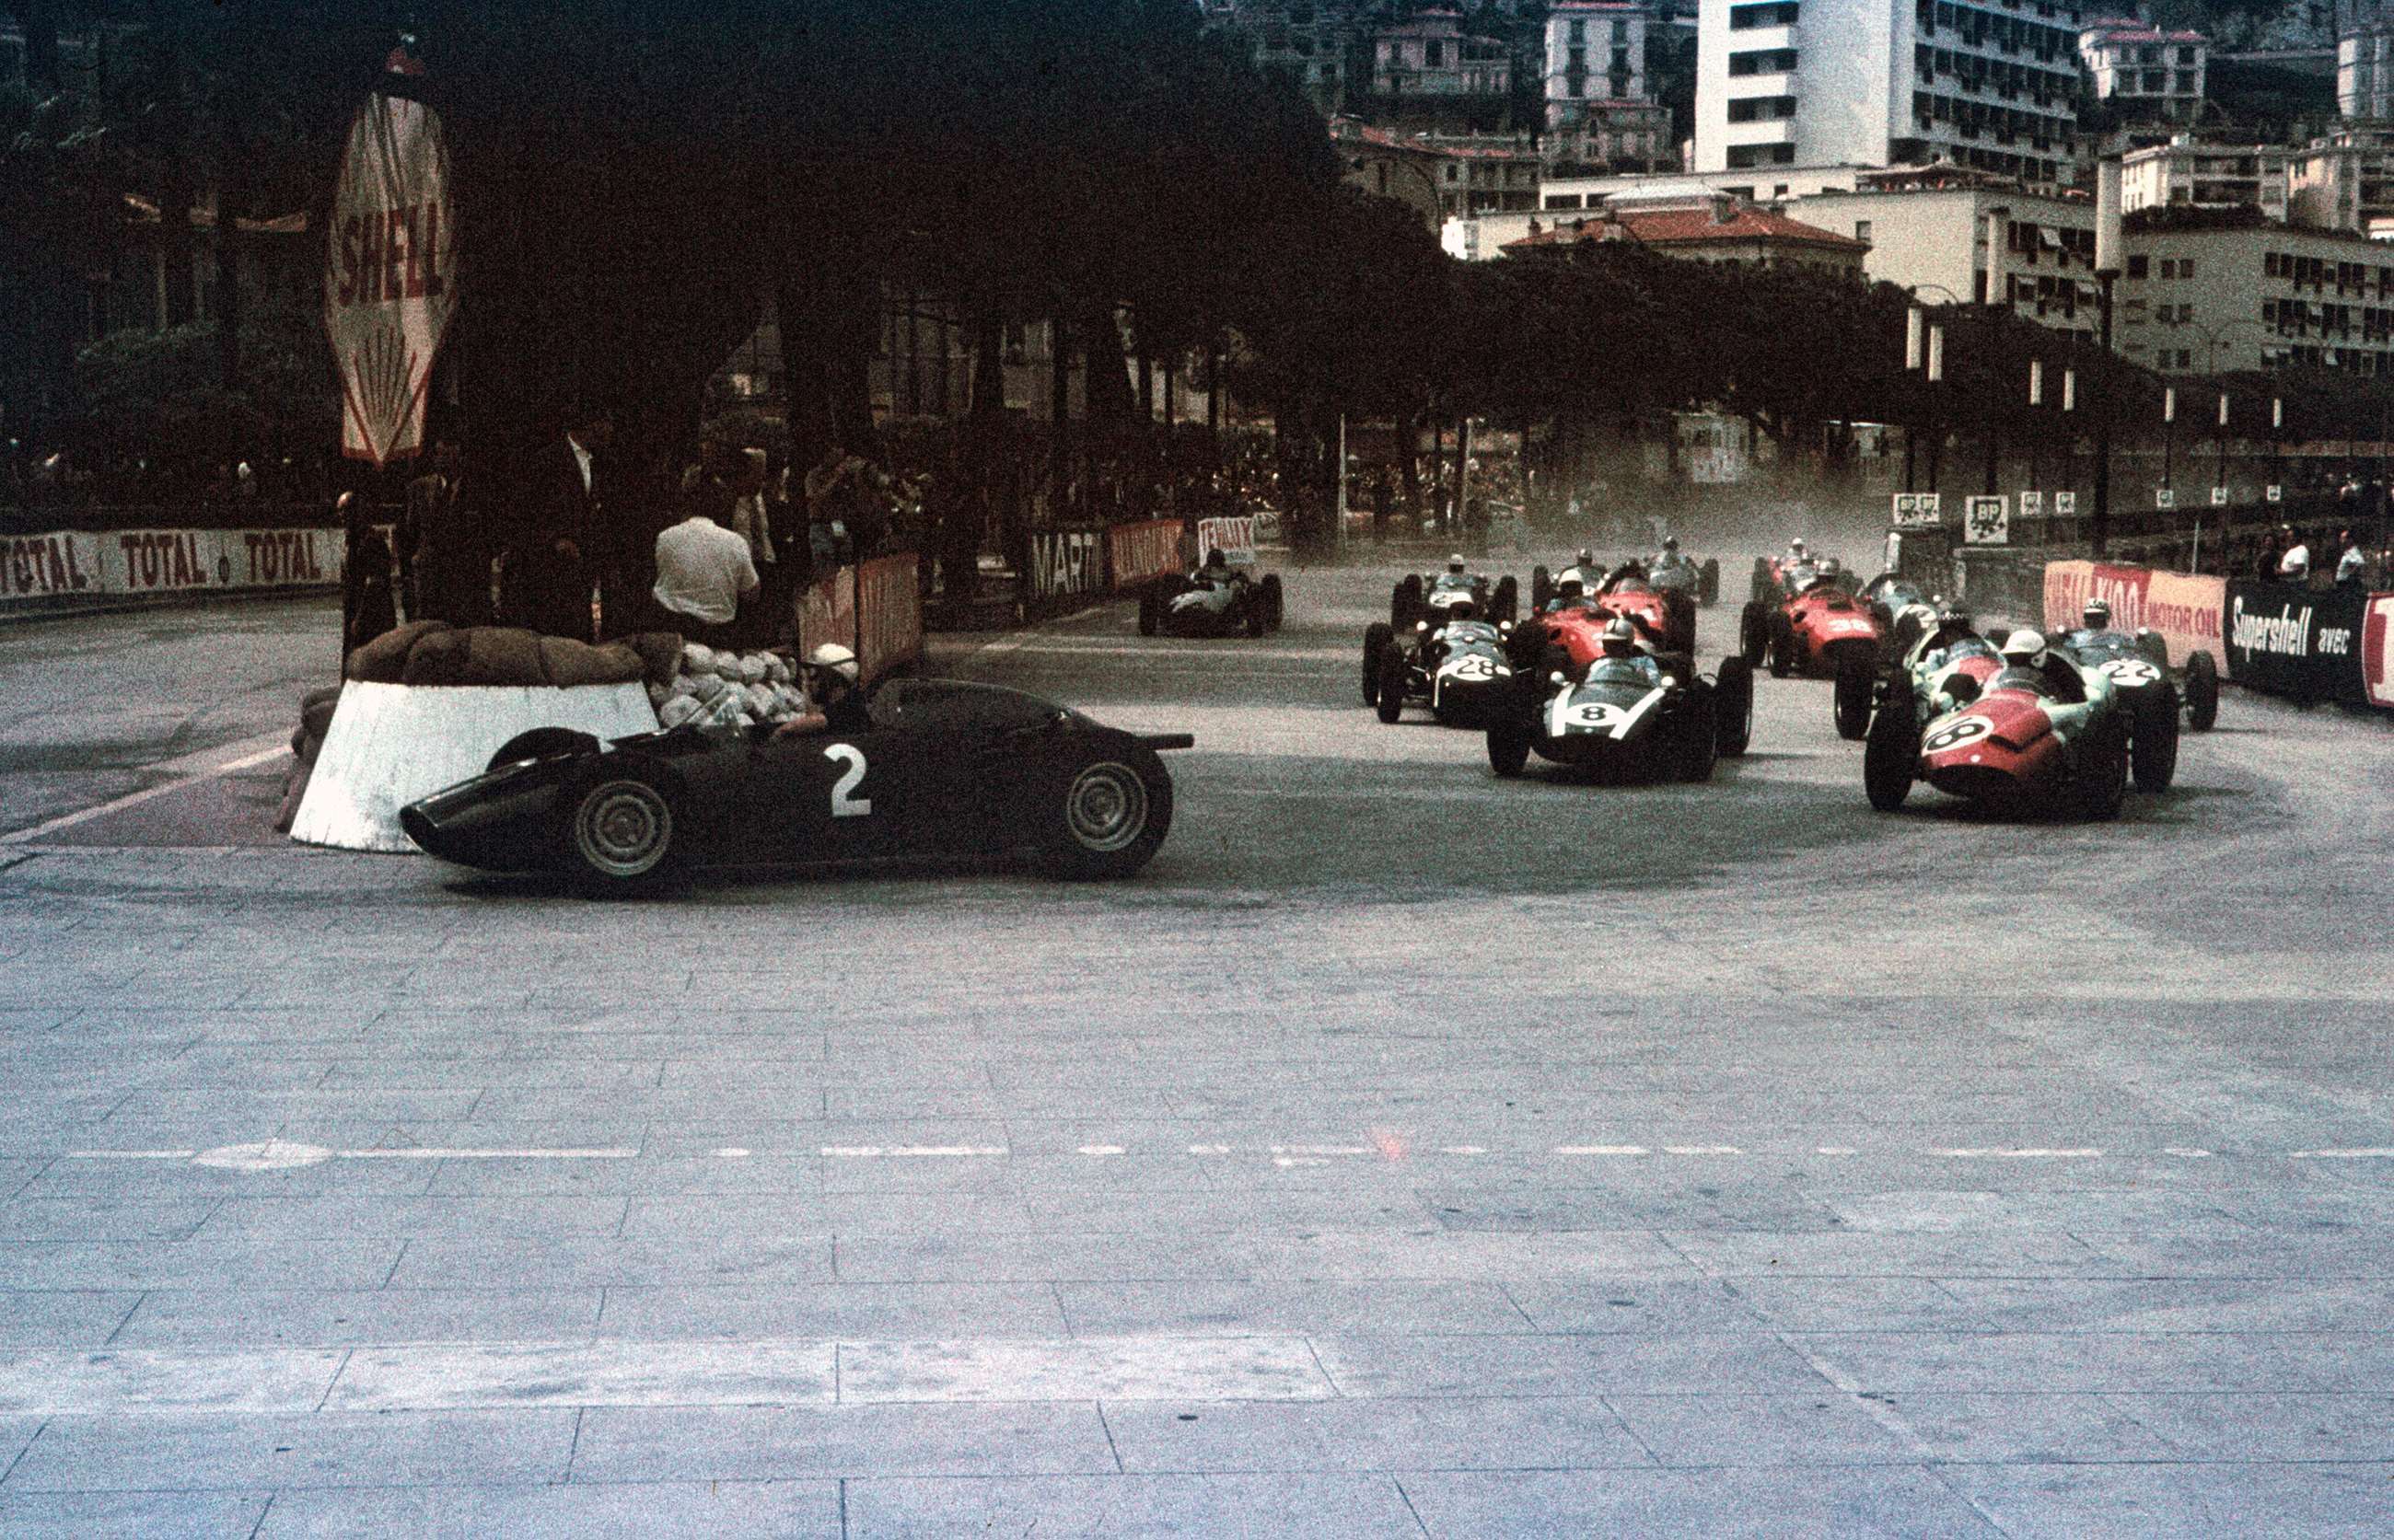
[773,263,831,471]
[20,0,60,92]
[1080,305,1136,442]
[1049,316,1071,520]
[215,145,247,391]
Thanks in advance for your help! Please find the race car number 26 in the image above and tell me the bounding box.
[2098,659,2161,687]
[824,744,872,816]
[1923,717,1993,753]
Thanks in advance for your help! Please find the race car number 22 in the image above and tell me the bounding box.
[824,745,872,816]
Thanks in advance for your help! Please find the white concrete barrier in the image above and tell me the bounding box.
[290,680,660,852]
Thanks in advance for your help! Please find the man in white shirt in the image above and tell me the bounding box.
[2278,527,2310,582]
[2336,529,2367,587]
[652,512,759,646]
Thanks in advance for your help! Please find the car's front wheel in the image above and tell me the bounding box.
[558,757,689,897]
[2132,685,2180,793]
[1044,755,1171,879]
[1832,650,1875,740]
[1865,695,1918,812]
[2184,650,2220,731]
[2075,716,2130,821]
[1362,622,1393,706]
[1376,647,1409,724]
[1487,721,1530,777]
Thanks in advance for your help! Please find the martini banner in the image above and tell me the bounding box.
[325,92,457,466]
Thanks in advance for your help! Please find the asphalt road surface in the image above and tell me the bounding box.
[0,556,2390,1537]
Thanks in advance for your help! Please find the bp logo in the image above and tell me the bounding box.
[2098,659,2161,687]
[1923,716,1993,753]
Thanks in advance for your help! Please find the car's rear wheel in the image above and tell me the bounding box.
[1244,597,1266,638]
[2075,716,2130,821]
[1376,646,1408,723]
[2184,650,2220,731]
[1492,574,1518,624]
[2133,685,2180,793]
[1865,694,1918,812]
[1361,622,1393,706]
[558,756,689,897]
[1261,574,1284,631]
[1769,613,1796,677]
[1391,575,1422,630]
[487,727,599,774]
[1137,587,1159,637]
[1664,590,1698,655]
[1530,565,1551,612]
[1700,558,1720,607]
[1714,657,1754,757]
[1044,753,1172,879]
[1676,699,1718,782]
[1832,649,1874,740]
[1738,601,1769,667]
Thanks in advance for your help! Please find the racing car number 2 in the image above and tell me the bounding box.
[825,744,872,817]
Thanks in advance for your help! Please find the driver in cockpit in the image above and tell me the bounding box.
[1590,615,1661,686]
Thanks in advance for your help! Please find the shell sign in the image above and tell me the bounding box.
[324,91,457,467]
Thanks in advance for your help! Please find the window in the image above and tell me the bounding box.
[1726,95,1797,122]
[2128,254,2150,278]
[2180,260,2194,279]
[1726,143,1796,168]
[1727,49,1798,75]
[1568,18,1585,41]
[1425,41,1444,66]
[1855,219,1873,240]
[1729,2,1799,27]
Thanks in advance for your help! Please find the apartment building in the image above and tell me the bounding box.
[2079,17,2208,124]
[1791,169,2100,340]
[2116,215,2394,376]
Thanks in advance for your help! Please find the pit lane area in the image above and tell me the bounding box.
[0,565,2390,1535]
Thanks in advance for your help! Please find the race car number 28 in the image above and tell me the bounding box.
[824,744,872,816]
[1443,656,1498,680]
[1923,717,1993,753]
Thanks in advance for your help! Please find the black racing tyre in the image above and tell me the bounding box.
[1376,645,1408,723]
[1137,587,1159,637]
[1676,698,1718,782]
[1864,693,1918,812]
[1714,656,1754,757]
[1750,557,1772,604]
[1244,596,1267,638]
[487,727,599,773]
[1663,590,1698,655]
[1044,751,1173,879]
[1493,574,1518,624]
[1700,558,1720,606]
[1392,574,1423,629]
[2184,650,2220,731]
[1261,573,1284,631]
[1362,622,1394,706]
[557,755,690,897]
[1739,601,1769,667]
[1487,721,1530,777]
[2074,715,2130,822]
[1769,612,1796,678]
[1530,565,1551,612]
[2136,631,2170,669]
[1832,649,1875,741]
[2133,684,2180,793]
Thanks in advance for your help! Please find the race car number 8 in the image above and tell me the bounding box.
[824,744,871,816]
[2099,659,2161,686]
[1923,717,1993,752]
[1563,701,1622,728]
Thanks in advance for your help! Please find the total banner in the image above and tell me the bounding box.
[2041,560,2227,673]
[795,554,923,687]
[2223,579,2369,704]
[2364,594,2394,712]
[1,527,349,611]
[1109,518,1184,592]
[1026,527,1108,610]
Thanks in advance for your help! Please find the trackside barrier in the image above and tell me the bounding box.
[1023,526,1109,619]
[0,526,350,611]
[2225,579,2372,706]
[796,552,923,686]
[2365,595,2394,712]
[1108,519,1184,592]
[2041,560,2228,675]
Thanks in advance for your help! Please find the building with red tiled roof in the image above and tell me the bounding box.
[2080,17,2208,124]
[1330,116,1539,226]
[1502,196,1869,277]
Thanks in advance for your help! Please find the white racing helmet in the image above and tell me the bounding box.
[1998,629,2048,669]
[1447,552,1467,573]
[805,642,860,686]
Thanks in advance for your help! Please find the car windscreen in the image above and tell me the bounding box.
[868,678,1059,733]
[1985,666,2053,700]
[1441,622,1501,644]
[1584,658,1657,688]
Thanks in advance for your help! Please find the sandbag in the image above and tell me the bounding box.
[455,628,553,686]
[680,642,717,676]
[398,627,472,685]
[539,636,647,688]
[623,631,684,686]
[346,619,453,683]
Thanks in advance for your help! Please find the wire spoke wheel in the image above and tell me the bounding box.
[574,780,673,877]
[1065,762,1149,852]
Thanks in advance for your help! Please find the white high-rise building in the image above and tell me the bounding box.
[1545,1,1650,119]
[1692,0,2082,187]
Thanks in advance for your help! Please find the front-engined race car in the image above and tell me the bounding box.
[1872,626,2008,738]
[1394,568,1518,627]
[1865,653,2132,819]
[1486,651,1754,782]
[1363,617,1517,725]
[1139,568,1284,637]
[1592,563,1698,655]
[1858,572,1940,659]
[1740,560,1886,725]
[401,679,1194,892]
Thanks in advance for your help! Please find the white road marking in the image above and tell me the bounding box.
[819,1145,1006,1158]
[2291,1148,2394,1159]
[2163,1147,2214,1159]
[1076,1144,1126,1156]
[2,738,287,845]
[1935,1148,2103,1159]
[1816,1146,1858,1155]
[72,1142,639,1173]
[1186,1144,1232,1155]
[337,1147,638,1161]
[1439,1145,1488,1155]
[1269,1145,1371,1157]
[1554,1144,1649,1156]
[716,1148,751,1158]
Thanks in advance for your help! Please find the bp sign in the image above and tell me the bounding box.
[325,91,458,467]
